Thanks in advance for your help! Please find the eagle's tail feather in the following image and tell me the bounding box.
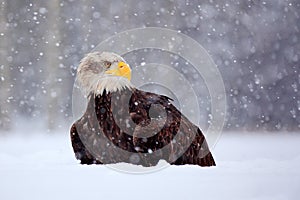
[170,129,216,167]
[171,151,216,167]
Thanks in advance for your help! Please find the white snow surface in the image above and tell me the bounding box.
[0,132,299,200]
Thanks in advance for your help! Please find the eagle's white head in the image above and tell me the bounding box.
[77,52,134,96]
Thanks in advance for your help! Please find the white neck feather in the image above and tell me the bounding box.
[77,70,134,96]
[94,76,134,95]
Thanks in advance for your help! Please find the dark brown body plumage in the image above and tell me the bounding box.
[70,88,216,167]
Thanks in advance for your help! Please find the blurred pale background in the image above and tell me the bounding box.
[0,0,299,132]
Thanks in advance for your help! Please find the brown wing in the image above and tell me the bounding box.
[70,88,215,167]
[130,89,216,166]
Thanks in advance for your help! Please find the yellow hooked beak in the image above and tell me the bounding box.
[105,61,131,81]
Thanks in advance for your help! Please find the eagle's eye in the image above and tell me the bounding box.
[103,61,112,68]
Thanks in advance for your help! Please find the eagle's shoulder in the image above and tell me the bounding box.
[131,88,173,105]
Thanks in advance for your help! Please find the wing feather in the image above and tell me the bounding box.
[70,88,215,166]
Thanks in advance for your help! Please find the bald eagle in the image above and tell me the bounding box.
[70,52,216,167]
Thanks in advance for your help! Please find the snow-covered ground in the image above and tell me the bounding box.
[0,132,299,200]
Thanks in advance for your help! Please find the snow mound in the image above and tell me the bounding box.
[0,132,299,200]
